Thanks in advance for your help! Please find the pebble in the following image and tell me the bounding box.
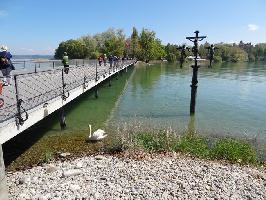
[62,169,82,178]
[6,155,266,200]
[59,152,71,158]
[69,184,80,191]
[46,164,57,173]
[75,161,83,169]
[95,155,106,160]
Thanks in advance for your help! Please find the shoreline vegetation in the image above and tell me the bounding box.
[54,27,266,63]
[5,126,265,171]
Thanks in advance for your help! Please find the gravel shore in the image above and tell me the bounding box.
[7,154,266,200]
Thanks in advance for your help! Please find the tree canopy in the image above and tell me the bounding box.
[54,28,266,63]
[54,39,88,59]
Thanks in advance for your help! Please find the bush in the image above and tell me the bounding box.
[213,55,222,63]
[248,54,256,62]
[210,139,257,164]
[166,53,176,62]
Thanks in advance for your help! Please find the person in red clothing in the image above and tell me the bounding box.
[98,55,103,66]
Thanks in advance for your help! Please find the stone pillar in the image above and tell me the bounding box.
[0,145,8,200]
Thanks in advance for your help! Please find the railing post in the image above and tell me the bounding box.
[34,63,37,73]
[95,62,99,98]
[83,75,87,89]
[53,61,55,69]
[23,61,26,68]
[95,62,98,81]
[61,69,69,101]
[14,75,28,126]
[14,75,21,126]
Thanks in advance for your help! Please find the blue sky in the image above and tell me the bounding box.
[0,0,265,55]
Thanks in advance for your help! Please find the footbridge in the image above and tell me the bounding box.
[0,59,136,144]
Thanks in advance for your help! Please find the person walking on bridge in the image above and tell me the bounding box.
[108,55,114,69]
[98,55,103,66]
[0,45,14,86]
[103,54,107,66]
[62,52,69,74]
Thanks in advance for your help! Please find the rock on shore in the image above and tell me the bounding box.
[7,154,266,200]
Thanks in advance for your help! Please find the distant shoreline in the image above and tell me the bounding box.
[12,55,53,60]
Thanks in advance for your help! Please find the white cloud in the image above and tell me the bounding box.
[0,10,8,17]
[248,24,259,32]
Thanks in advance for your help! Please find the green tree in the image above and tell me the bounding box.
[54,39,89,59]
[79,35,97,59]
[130,27,140,58]
[152,39,166,60]
[199,42,210,58]
[213,55,222,63]
[93,28,125,57]
[230,47,248,62]
[165,43,180,62]
[139,29,156,62]
[252,44,266,61]
[166,53,176,62]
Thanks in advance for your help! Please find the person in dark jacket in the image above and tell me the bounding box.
[108,55,114,69]
[0,46,14,86]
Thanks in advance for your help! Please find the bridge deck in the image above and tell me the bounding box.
[0,60,135,144]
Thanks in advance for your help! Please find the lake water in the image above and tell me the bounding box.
[111,62,266,144]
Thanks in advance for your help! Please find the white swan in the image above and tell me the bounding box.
[87,124,107,141]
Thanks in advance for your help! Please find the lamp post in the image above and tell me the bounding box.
[186,31,207,115]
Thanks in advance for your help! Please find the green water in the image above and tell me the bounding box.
[111,62,266,144]
[42,69,134,136]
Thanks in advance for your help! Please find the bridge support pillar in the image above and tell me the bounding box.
[95,88,98,99]
[59,108,66,130]
[0,145,8,200]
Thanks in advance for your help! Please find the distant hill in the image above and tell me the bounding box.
[13,55,53,60]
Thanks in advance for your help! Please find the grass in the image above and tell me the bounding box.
[210,138,257,164]
[44,150,54,163]
[5,126,263,171]
[134,132,260,165]
[175,135,210,159]
[135,132,170,151]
